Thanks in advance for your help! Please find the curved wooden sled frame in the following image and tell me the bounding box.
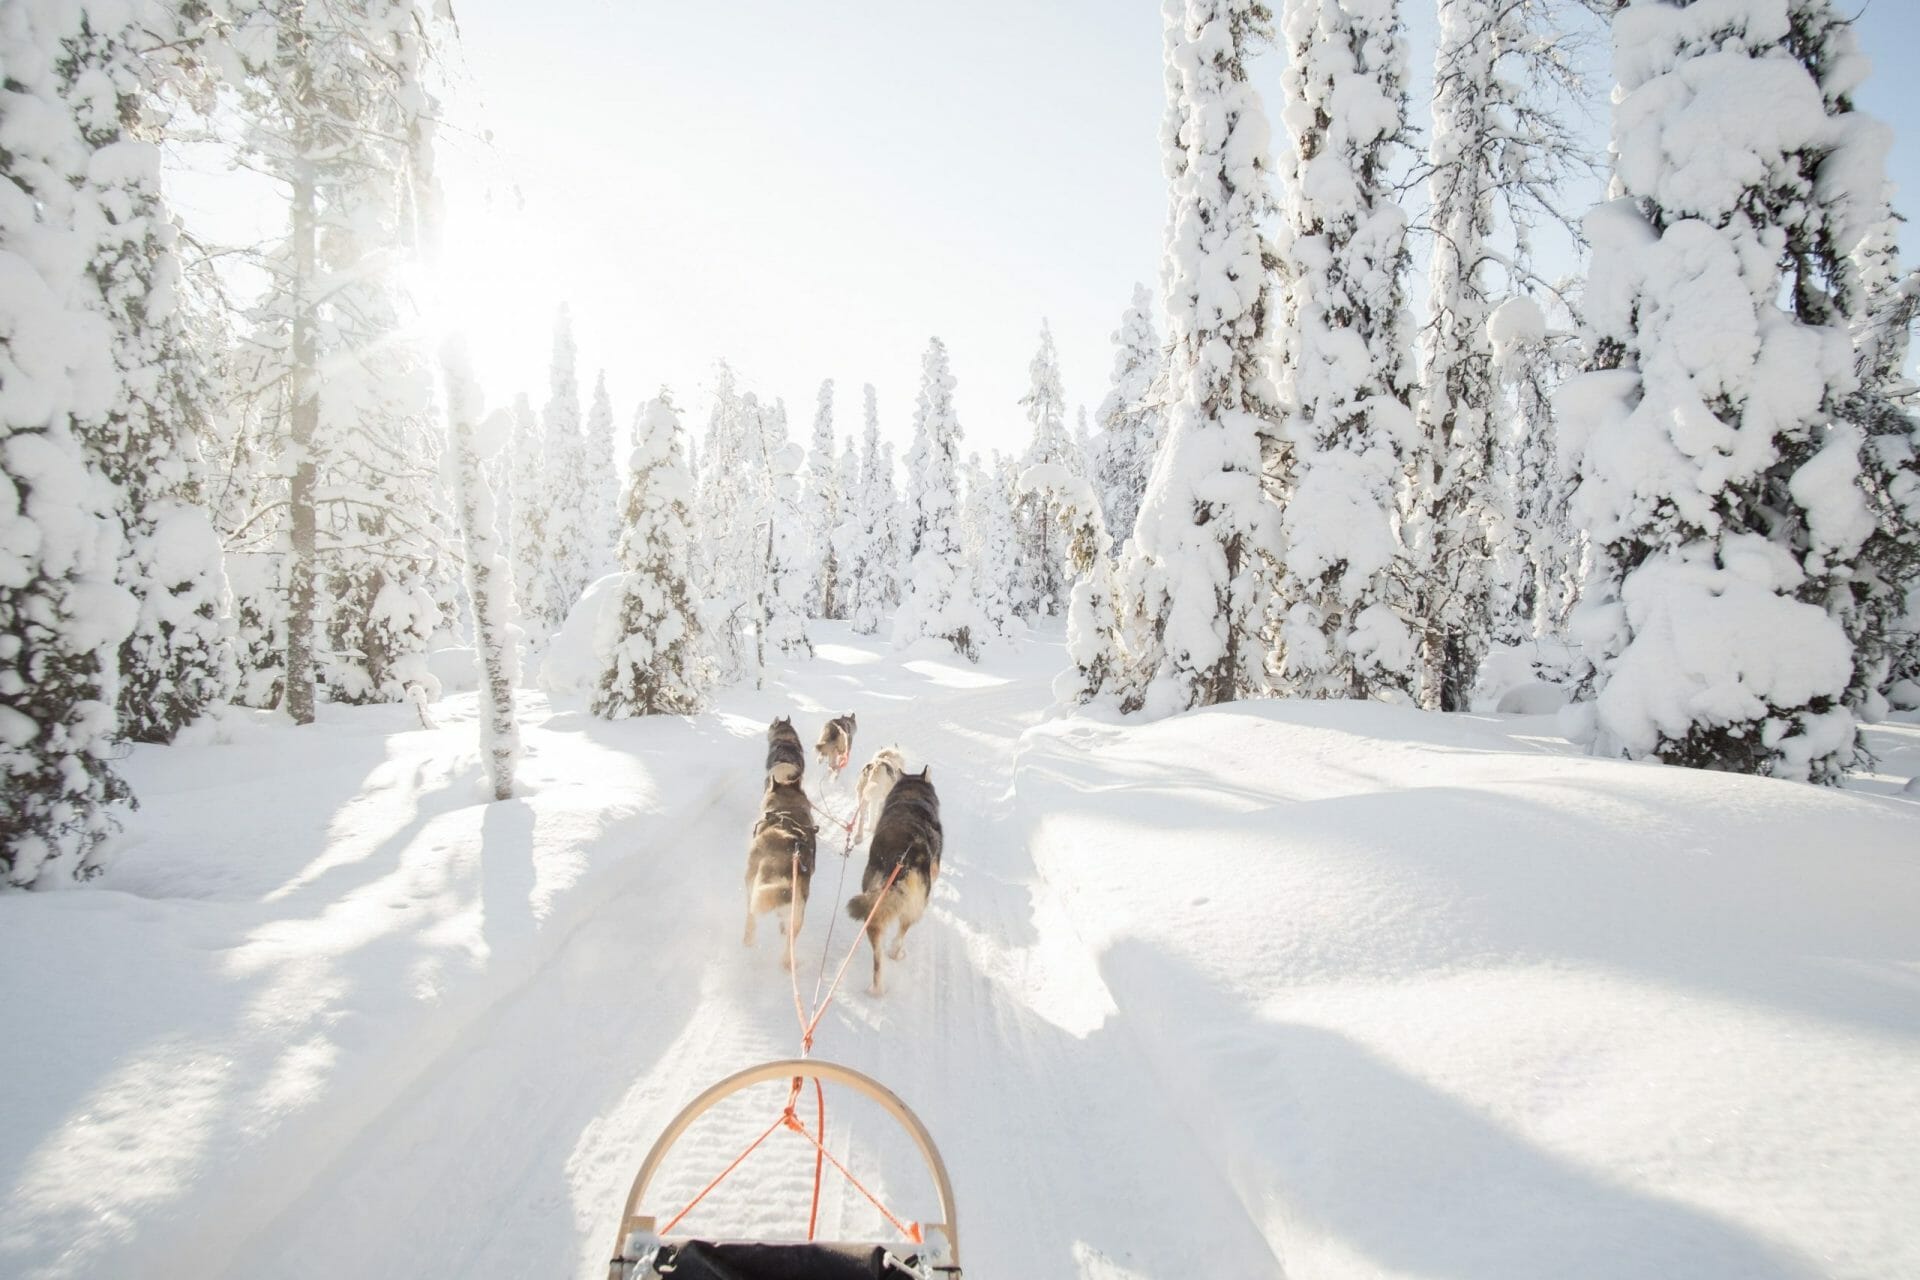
[608,1057,959,1278]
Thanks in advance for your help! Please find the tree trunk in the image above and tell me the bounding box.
[284,155,319,727]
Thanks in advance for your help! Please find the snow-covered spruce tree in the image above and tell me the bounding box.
[536,305,592,633]
[842,386,898,636]
[310,230,446,709]
[1021,463,1127,704]
[1557,0,1883,781]
[895,338,979,659]
[584,370,620,578]
[762,398,813,660]
[692,364,755,676]
[1812,14,1920,713]
[882,442,908,612]
[438,339,520,799]
[1117,0,1280,715]
[1,0,140,886]
[595,391,707,718]
[961,452,1018,641]
[1269,0,1418,703]
[803,379,841,618]
[1013,321,1079,619]
[60,5,237,742]
[229,0,444,724]
[507,390,546,642]
[1486,296,1584,645]
[827,436,860,621]
[1094,282,1167,547]
[1406,0,1600,710]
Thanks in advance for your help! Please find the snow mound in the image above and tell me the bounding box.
[539,572,624,695]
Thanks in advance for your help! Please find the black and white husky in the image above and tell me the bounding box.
[847,767,942,996]
[815,713,857,778]
[743,777,818,967]
[765,716,805,785]
[851,746,906,842]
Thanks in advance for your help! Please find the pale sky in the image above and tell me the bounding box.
[372,2,1920,461]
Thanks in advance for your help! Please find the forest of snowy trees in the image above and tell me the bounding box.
[4,0,1917,886]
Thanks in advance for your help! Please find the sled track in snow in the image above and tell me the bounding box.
[220,653,1290,1278]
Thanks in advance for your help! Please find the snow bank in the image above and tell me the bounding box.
[1014,699,1920,1278]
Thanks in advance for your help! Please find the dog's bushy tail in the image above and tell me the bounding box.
[845,888,880,922]
[769,762,801,785]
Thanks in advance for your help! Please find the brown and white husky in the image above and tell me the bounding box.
[815,713,857,778]
[765,716,805,786]
[743,777,818,967]
[851,746,906,842]
[846,767,941,996]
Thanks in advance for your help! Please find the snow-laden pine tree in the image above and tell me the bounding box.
[1808,12,1920,714]
[1,0,139,884]
[1558,0,1885,781]
[1268,0,1418,703]
[1013,322,1079,619]
[61,5,237,743]
[883,443,910,612]
[961,453,1019,641]
[803,380,841,617]
[827,437,860,622]
[1405,0,1599,710]
[842,386,899,636]
[1486,296,1584,646]
[507,390,546,644]
[895,338,980,659]
[310,232,445,709]
[1022,463,1127,705]
[537,305,593,633]
[693,364,756,676]
[584,370,620,577]
[228,0,444,724]
[438,339,520,799]
[1116,0,1280,715]
[595,392,707,718]
[1094,283,1166,548]
[762,399,813,660]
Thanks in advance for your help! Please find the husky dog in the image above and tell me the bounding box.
[846,767,942,996]
[743,777,819,965]
[852,746,906,842]
[765,716,805,785]
[815,713,857,777]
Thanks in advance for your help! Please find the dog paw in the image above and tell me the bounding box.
[887,943,906,961]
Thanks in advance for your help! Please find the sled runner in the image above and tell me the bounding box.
[608,1058,961,1280]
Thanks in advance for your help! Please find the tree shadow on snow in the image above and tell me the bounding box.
[1098,939,1828,1280]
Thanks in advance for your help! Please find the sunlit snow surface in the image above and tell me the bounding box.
[2,626,1916,1279]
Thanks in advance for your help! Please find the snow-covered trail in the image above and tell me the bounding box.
[223,631,1281,1279]
[9,629,1915,1279]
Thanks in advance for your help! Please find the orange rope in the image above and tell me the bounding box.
[802,858,905,1049]
[656,823,921,1247]
[783,1104,923,1244]
[658,1104,789,1237]
[807,1076,825,1241]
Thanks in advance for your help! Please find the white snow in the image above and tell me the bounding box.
[3,631,1917,1278]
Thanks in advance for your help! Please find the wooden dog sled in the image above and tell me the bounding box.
[608,1058,961,1280]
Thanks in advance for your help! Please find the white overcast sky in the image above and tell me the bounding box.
[417,1,1919,461]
